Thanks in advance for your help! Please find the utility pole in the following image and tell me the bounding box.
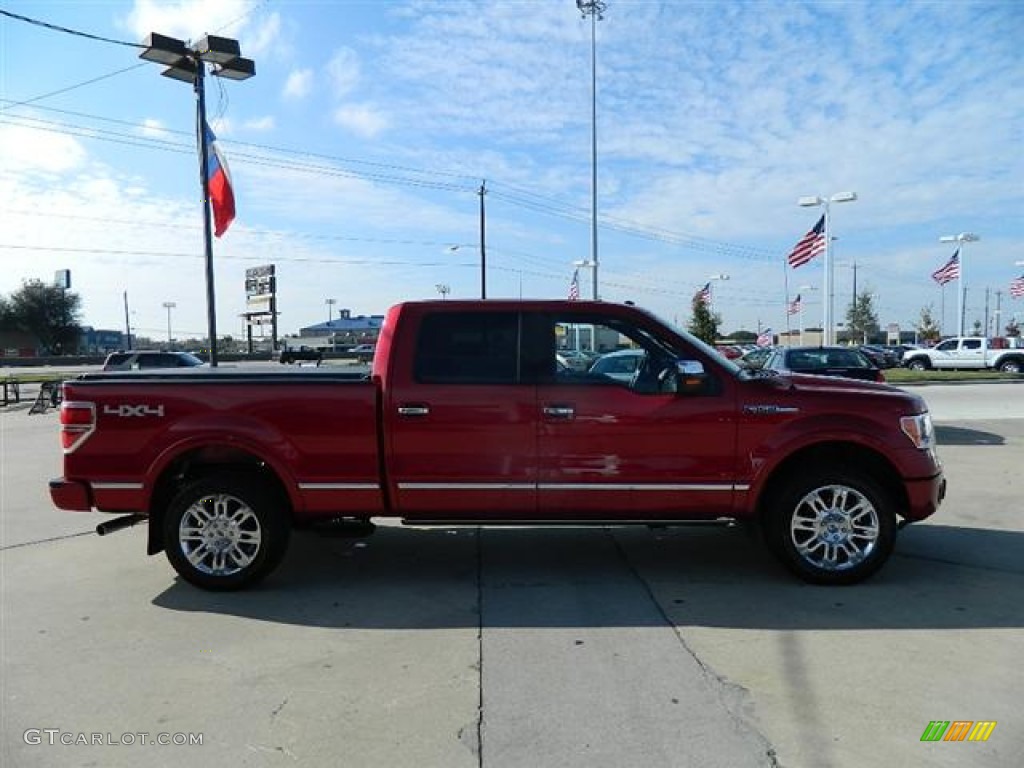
[983,287,990,338]
[478,180,487,299]
[123,291,132,350]
[994,290,1003,337]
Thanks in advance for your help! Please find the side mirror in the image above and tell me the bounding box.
[677,360,704,376]
[674,360,708,393]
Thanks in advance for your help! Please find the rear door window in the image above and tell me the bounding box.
[414,312,521,384]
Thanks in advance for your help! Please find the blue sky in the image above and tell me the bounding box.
[1,0,1022,341]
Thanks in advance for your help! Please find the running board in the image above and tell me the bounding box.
[400,518,738,528]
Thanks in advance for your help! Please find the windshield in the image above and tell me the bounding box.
[642,307,744,376]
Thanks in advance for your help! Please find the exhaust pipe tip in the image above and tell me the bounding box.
[96,514,147,536]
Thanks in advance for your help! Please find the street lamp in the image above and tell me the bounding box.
[798,191,857,345]
[325,298,336,323]
[162,301,176,348]
[576,0,606,301]
[140,33,255,366]
[939,232,979,337]
[708,273,729,312]
[796,284,816,345]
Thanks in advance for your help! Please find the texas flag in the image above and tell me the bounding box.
[204,121,235,237]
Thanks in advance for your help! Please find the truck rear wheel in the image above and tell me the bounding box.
[163,474,290,591]
[906,358,929,371]
[765,469,896,585]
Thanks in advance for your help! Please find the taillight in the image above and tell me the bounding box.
[60,401,96,453]
[876,370,886,382]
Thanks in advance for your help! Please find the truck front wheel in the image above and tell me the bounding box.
[163,474,290,591]
[998,359,1022,373]
[765,469,896,585]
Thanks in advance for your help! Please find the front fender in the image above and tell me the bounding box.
[739,413,905,514]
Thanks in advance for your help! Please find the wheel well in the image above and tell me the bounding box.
[998,354,1023,368]
[146,445,291,555]
[755,442,907,521]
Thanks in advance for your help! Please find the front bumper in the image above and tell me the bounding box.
[903,472,946,522]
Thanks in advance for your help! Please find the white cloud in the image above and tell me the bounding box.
[139,118,167,138]
[120,2,282,60]
[244,116,275,132]
[244,12,282,58]
[326,48,361,97]
[283,68,313,100]
[0,124,86,173]
[332,105,388,139]
[121,0,253,44]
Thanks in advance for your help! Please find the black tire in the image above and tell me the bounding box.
[163,474,290,591]
[765,468,897,585]
[998,359,1021,374]
[906,358,929,371]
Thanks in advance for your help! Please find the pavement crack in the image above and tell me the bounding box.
[0,531,94,552]
[604,527,781,767]
[474,526,484,768]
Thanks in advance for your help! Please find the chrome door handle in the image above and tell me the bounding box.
[398,405,430,416]
[543,405,575,419]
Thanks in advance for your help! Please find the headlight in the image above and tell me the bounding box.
[900,413,935,449]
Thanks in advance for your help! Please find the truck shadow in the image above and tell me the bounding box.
[935,424,1004,445]
[152,522,1023,632]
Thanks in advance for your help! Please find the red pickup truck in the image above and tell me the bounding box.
[50,300,945,590]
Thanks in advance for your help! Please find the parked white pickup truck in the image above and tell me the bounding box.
[903,337,1024,373]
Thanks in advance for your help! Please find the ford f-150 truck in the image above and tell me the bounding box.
[902,336,1024,373]
[50,300,945,590]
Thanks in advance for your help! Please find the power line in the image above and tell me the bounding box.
[0,8,143,48]
[1,102,780,262]
[0,64,147,112]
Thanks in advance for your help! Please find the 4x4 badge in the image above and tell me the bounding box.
[103,404,165,418]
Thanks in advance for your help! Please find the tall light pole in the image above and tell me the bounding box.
[325,298,336,323]
[140,33,255,366]
[162,301,176,347]
[798,192,857,345]
[708,273,729,313]
[577,0,605,300]
[939,232,979,337]
[797,284,816,345]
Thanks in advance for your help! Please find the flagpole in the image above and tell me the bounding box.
[195,60,219,367]
[783,257,791,343]
[940,283,945,336]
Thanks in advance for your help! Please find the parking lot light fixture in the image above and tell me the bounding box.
[139,32,255,366]
[939,232,980,336]
[797,192,858,344]
[162,301,176,347]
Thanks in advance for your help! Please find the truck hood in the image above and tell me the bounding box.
[745,371,928,413]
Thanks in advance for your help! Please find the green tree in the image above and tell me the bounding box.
[5,280,83,354]
[687,295,721,344]
[914,304,941,344]
[1006,318,1020,338]
[971,319,983,335]
[845,291,880,344]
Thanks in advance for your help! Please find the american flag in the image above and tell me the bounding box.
[694,282,711,306]
[568,269,580,301]
[787,215,826,269]
[787,293,802,315]
[756,328,773,347]
[931,250,960,285]
[1011,274,1024,299]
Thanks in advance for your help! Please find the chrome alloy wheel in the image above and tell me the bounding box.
[789,484,880,572]
[178,493,263,576]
